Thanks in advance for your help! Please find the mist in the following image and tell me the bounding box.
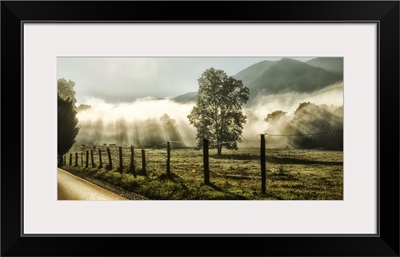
[241,83,343,148]
[75,99,197,148]
[75,82,343,150]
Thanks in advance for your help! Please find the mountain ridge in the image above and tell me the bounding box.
[172,57,343,103]
[247,58,342,100]
[306,57,343,75]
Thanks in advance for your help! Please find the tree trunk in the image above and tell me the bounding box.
[217,143,222,156]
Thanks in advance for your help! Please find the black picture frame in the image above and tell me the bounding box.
[1,1,399,256]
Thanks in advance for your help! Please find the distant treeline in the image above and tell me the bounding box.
[265,102,343,150]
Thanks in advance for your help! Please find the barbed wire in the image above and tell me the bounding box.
[77,130,343,151]
[264,130,343,137]
[205,130,343,146]
[241,135,261,141]
[149,142,167,149]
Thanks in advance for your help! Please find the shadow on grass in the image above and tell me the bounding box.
[270,173,298,181]
[222,174,253,180]
[157,173,183,182]
[206,182,248,200]
[266,156,342,166]
[207,182,223,191]
[210,154,260,160]
[210,154,341,166]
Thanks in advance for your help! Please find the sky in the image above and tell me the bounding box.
[57,57,312,105]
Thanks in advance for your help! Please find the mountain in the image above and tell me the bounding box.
[247,58,343,99]
[172,91,197,103]
[172,58,343,103]
[306,57,343,75]
[234,60,276,85]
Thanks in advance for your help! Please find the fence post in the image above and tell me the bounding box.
[85,150,89,168]
[81,152,83,167]
[106,147,112,170]
[141,149,146,175]
[130,146,135,176]
[69,153,72,166]
[260,134,266,194]
[167,141,171,176]
[91,150,96,167]
[119,146,123,173]
[98,149,103,168]
[203,139,210,185]
[75,152,78,166]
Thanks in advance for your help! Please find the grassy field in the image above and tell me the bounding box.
[62,144,343,200]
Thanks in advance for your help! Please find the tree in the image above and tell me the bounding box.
[160,113,185,148]
[265,110,287,124]
[58,95,79,166]
[188,68,249,156]
[58,78,77,105]
[290,102,343,150]
[263,102,343,150]
[77,104,91,112]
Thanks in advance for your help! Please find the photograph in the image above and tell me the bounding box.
[2,0,397,255]
[57,57,344,200]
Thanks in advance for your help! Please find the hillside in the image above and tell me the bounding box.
[234,60,276,85]
[306,57,343,75]
[172,58,343,103]
[171,91,197,103]
[247,58,342,99]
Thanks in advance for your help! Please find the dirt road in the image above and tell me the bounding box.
[57,168,127,200]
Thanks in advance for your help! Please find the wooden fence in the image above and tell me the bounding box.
[60,135,267,193]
